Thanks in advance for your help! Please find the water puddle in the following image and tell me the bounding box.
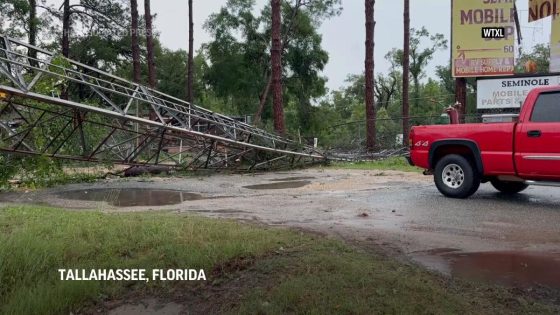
[57,188,203,207]
[415,250,560,289]
[243,181,311,190]
[269,176,316,182]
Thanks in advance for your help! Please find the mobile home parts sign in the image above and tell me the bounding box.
[477,75,560,109]
[452,0,515,77]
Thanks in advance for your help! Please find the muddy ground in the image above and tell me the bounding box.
[1,168,560,312]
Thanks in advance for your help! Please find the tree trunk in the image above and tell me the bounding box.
[364,0,376,151]
[130,0,141,84]
[62,0,70,58]
[61,0,70,100]
[413,76,420,109]
[271,0,285,135]
[186,0,194,104]
[28,0,38,67]
[145,0,157,89]
[402,0,410,146]
[253,0,302,126]
[253,74,272,126]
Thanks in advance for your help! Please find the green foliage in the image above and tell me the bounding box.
[387,27,448,83]
[435,64,477,114]
[1,155,60,189]
[203,0,338,129]
[0,0,43,38]
[316,68,454,150]
[517,43,551,74]
[0,155,100,190]
[386,27,448,109]
[2,0,554,174]
[70,35,131,72]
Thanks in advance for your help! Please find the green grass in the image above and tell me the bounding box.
[331,156,421,173]
[0,206,305,315]
[0,206,556,314]
[232,244,557,315]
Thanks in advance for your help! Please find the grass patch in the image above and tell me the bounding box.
[0,206,304,315]
[331,156,421,173]
[232,244,557,314]
[0,206,556,314]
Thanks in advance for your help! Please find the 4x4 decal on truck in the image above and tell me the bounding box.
[409,87,560,198]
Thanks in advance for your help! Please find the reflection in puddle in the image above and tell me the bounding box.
[244,181,311,190]
[416,250,560,289]
[57,189,202,207]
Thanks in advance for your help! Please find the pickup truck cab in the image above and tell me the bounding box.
[409,86,560,198]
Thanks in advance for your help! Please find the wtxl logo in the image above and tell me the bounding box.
[481,27,506,39]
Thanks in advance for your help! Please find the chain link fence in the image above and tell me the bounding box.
[322,106,522,160]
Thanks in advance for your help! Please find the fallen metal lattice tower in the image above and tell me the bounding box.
[0,36,325,171]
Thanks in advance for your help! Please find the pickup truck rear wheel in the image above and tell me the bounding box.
[490,179,528,195]
[434,154,480,199]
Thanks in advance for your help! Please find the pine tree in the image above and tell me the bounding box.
[186,0,194,104]
[145,0,157,89]
[271,0,285,134]
[365,0,376,151]
[402,0,410,145]
[130,0,141,83]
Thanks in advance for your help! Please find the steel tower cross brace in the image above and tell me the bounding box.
[0,35,325,171]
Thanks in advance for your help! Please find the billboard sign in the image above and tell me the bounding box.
[452,0,516,77]
[528,0,559,22]
[551,16,560,72]
[477,75,560,109]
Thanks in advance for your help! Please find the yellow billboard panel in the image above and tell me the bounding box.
[529,0,559,22]
[452,0,515,77]
[551,15,560,72]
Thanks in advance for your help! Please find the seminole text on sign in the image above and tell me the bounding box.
[477,75,560,109]
[452,0,515,77]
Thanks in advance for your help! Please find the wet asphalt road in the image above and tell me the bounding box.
[363,182,560,253]
[1,169,559,287]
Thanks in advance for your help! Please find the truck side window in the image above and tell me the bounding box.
[531,92,560,122]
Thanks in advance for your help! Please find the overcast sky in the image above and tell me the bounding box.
[58,1,552,91]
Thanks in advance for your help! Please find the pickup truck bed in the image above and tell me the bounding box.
[409,86,560,198]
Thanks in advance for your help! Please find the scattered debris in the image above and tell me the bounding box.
[328,147,408,162]
[124,166,173,177]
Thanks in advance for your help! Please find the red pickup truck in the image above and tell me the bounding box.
[409,86,560,198]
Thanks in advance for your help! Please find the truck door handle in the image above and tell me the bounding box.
[527,130,542,138]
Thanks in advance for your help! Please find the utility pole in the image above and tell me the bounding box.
[455,78,467,122]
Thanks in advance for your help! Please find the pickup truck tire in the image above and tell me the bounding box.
[434,154,480,199]
[490,179,528,195]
